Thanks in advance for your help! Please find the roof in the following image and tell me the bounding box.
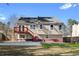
[18,16,63,23]
[0,22,5,25]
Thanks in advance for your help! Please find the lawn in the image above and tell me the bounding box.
[0,43,79,56]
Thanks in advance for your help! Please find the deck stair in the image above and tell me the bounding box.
[27,29,42,39]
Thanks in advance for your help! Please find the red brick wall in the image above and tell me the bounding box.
[43,38,63,43]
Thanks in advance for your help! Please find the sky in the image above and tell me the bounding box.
[0,3,79,24]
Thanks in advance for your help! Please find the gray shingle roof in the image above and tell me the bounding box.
[18,16,62,23]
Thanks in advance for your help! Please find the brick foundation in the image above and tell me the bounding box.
[43,38,63,43]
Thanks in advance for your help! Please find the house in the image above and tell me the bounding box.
[0,22,7,41]
[14,16,64,43]
[62,24,72,42]
[72,24,79,42]
[63,24,79,43]
[0,22,14,41]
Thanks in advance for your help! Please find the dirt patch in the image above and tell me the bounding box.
[0,46,79,56]
[31,47,75,56]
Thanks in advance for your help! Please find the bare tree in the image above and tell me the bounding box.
[4,14,19,41]
[8,14,19,29]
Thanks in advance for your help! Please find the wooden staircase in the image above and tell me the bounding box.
[27,28,42,39]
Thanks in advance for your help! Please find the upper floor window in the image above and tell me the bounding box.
[30,25,35,29]
[59,25,62,30]
[50,25,53,30]
[40,24,43,29]
[19,25,25,31]
[22,25,24,31]
[19,25,21,31]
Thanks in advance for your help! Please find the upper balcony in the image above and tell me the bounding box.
[14,26,28,33]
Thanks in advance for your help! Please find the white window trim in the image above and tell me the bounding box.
[30,24,36,29]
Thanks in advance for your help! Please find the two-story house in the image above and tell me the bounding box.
[14,17,64,43]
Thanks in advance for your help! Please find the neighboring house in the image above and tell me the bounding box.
[72,24,79,37]
[72,24,79,42]
[0,22,13,41]
[62,24,72,42]
[0,22,6,41]
[14,17,64,43]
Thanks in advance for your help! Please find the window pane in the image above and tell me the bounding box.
[30,25,32,29]
[50,25,53,30]
[19,25,21,31]
[46,35,48,38]
[22,25,24,31]
[20,34,25,38]
[59,25,62,30]
[40,25,43,29]
[33,25,35,29]
[30,25,35,29]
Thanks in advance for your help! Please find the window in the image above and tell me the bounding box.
[59,25,62,30]
[19,25,25,31]
[50,25,53,30]
[46,35,48,38]
[19,25,21,31]
[30,25,35,29]
[22,25,24,31]
[19,34,25,38]
[40,24,43,29]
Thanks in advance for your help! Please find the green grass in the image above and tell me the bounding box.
[42,43,79,48]
[66,43,79,47]
[42,43,68,48]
